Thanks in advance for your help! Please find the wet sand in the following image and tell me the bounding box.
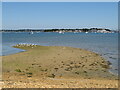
[1,44,118,88]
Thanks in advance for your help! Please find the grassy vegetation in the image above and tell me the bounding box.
[3,45,117,80]
[15,69,21,72]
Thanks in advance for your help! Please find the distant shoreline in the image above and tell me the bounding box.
[1,28,118,33]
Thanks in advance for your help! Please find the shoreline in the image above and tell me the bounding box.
[2,44,117,76]
[2,44,118,88]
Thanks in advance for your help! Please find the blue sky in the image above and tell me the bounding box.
[2,2,118,30]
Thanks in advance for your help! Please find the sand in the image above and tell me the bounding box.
[1,44,118,88]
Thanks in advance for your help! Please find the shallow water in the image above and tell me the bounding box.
[2,32,118,75]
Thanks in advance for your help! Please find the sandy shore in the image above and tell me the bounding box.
[1,44,118,88]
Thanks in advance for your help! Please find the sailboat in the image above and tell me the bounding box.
[59,31,64,34]
[29,31,33,34]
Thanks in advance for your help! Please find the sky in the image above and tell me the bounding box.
[0,2,2,29]
[2,2,118,30]
[1,0,120,2]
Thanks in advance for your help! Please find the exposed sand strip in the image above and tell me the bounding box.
[1,45,118,88]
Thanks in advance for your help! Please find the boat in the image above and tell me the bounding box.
[29,31,33,34]
[59,31,64,34]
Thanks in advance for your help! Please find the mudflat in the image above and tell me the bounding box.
[2,45,118,88]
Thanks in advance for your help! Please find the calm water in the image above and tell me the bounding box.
[2,32,118,75]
